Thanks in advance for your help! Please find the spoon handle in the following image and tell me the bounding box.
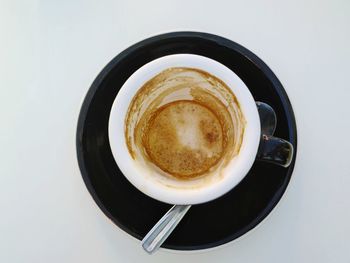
[141,204,191,254]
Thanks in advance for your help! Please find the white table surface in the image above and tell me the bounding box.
[1,0,350,262]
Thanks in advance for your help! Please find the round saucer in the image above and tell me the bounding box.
[76,32,297,251]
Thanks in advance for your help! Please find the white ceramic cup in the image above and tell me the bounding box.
[108,54,264,205]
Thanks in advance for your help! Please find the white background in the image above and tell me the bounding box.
[1,0,349,262]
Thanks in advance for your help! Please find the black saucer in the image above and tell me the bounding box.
[76,32,297,251]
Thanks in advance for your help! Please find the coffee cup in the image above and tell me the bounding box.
[108,54,293,205]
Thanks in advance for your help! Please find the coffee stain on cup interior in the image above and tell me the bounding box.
[124,67,245,185]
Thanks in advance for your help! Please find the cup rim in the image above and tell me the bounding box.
[108,54,260,204]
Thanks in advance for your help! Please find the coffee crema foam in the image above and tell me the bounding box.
[125,67,245,184]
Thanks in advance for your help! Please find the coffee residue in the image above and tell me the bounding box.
[144,100,223,179]
[125,67,245,181]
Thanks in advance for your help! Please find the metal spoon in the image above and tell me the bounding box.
[141,102,277,254]
[141,204,191,254]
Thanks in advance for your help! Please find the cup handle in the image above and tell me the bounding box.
[255,102,294,167]
[256,135,294,167]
